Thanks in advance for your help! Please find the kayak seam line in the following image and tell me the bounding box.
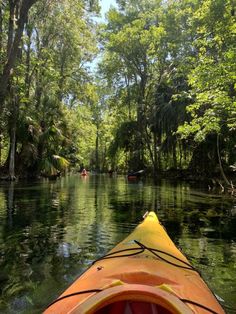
[181,298,221,314]
[92,247,145,264]
[45,289,102,309]
[93,240,196,272]
[134,240,197,271]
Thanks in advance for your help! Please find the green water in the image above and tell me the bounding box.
[0,175,235,313]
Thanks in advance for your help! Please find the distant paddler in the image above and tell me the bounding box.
[81,168,88,176]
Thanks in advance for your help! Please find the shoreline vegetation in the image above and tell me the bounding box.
[0,168,235,196]
[0,0,235,194]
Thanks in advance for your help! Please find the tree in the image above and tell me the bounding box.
[100,0,198,174]
[100,1,167,171]
[0,0,100,179]
[0,0,38,109]
[177,0,236,183]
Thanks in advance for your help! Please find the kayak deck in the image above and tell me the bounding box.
[44,212,225,314]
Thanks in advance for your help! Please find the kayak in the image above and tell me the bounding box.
[44,212,225,314]
[127,170,144,180]
[81,169,88,176]
[127,175,139,180]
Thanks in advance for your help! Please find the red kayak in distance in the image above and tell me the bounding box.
[81,169,88,176]
[127,170,144,180]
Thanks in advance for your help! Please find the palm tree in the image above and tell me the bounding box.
[16,116,69,178]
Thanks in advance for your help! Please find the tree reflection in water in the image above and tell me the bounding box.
[0,175,235,313]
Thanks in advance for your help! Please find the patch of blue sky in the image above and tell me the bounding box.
[100,0,118,21]
[90,0,118,72]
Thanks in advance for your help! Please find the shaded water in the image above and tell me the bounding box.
[0,175,235,313]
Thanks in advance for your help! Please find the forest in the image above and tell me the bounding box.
[0,0,235,187]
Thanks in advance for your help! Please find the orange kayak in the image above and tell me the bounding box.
[44,212,225,314]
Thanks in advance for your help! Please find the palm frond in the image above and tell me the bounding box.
[51,155,70,170]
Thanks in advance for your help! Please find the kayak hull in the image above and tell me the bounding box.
[44,212,225,314]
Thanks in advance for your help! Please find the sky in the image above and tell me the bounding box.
[90,0,117,70]
[100,0,117,20]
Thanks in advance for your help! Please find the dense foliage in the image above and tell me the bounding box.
[0,0,100,178]
[99,0,236,184]
[0,0,235,184]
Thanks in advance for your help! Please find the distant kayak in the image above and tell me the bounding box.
[81,169,88,176]
[127,169,144,180]
[81,173,88,176]
[44,212,225,314]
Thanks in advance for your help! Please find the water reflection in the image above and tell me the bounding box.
[0,175,235,313]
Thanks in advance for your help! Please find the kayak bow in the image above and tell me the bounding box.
[44,212,225,314]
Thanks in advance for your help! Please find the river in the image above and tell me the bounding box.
[0,174,235,313]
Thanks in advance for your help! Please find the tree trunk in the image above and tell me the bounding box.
[35,30,43,108]
[125,75,131,120]
[217,134,230,186]
[25,24,32,98]
[173,144,177,169]
[0,134,2,166]
[95,126,99,172]
[179,144,183,169]
[0,4,3,55]
[136,72,147,169]
[0,0,38,109]
[153,132,159,176]
[9,125,16,180]
[144,126,155,168]
[9,98,18,180]
[58,46,66,102]
[7,0,15,56]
